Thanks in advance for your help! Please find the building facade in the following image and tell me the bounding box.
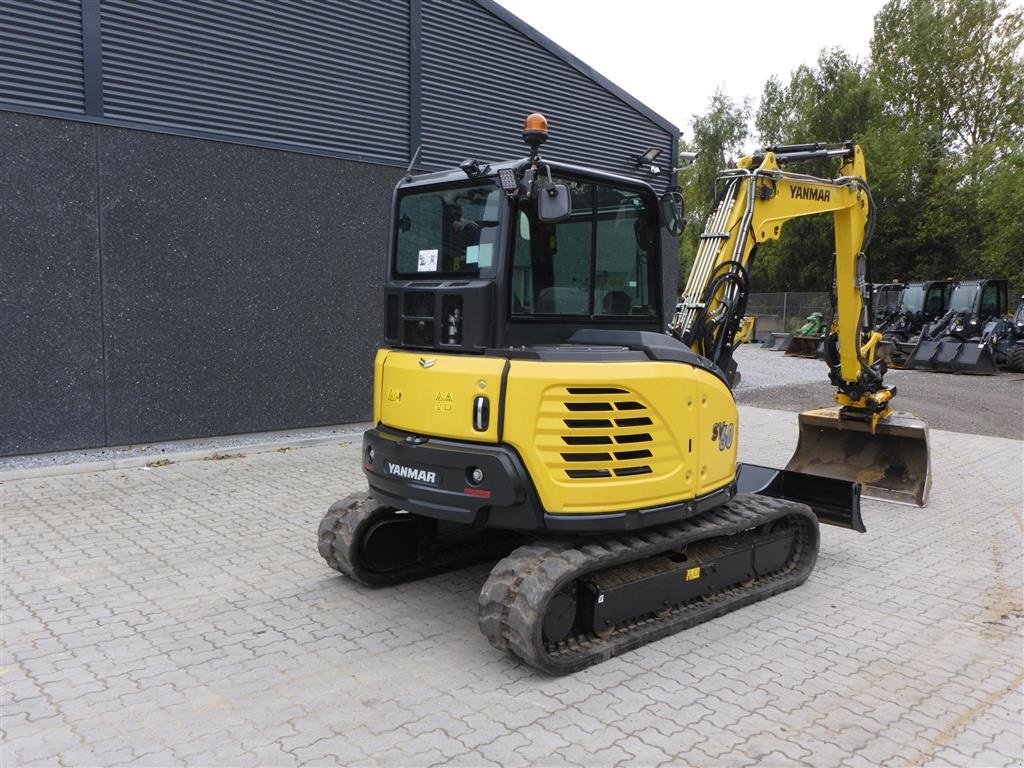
[0,0,680,455]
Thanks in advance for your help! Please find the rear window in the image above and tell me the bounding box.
[394,182,501,277]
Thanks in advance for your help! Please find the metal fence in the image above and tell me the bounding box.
[745,292,831,340]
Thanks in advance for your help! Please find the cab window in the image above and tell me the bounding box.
[394,182,501,277]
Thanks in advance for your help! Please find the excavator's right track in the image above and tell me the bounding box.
[478,494,819,674]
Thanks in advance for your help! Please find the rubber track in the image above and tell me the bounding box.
[318,493,524,587]
[477,494,819,675]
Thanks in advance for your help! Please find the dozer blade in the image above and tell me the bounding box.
[904,338,997,374]
[784,334,823,358]
[785,407,931,507]
[766,332,792,351]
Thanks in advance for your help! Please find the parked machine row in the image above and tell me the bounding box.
[873,278,1023,374]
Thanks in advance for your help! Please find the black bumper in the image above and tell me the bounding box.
[362,427,737,533]
[362,427,544,530]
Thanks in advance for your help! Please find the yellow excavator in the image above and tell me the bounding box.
[318,115,931,673]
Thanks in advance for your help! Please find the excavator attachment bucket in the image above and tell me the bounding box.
[887,340,917,369]
[875,339,894,366]
[786,407,931,507]
[766,332,792,351]
[904,338,997,374]
[784,334,824,358]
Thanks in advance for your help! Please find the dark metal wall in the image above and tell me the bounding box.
[0,0,85,112]
[99,0,410,163]
[0,0,677,174]
[1,111,393,455]
[0,0,679,455]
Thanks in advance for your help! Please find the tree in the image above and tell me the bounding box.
[976,146,1024,293]
[868,0,1024,289]
[871,0,1024,154]
[676,89,750,281]
[750,50,882,291]
[756,49,881,147]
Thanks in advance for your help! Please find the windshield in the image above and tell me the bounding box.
[394,181,502,277]
[949,285,979,312]
[901,286,925,313]
[873,286,903,318]
[511,179,658,318]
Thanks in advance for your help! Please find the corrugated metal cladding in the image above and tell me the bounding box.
[420,2,674,190]
[0,0,85,113]
[99,0,410,164]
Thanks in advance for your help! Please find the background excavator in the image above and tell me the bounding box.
[904,279,1010,374]
[872,279,955,367]
[318,115,931,673]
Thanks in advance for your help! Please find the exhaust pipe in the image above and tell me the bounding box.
[786,407,931,507]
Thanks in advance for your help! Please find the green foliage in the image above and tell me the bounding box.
[675,89,750,281]
[976,146,1024,293]
[871,0,1023,152]
[681,0,1024,297]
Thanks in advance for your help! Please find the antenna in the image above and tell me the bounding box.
[404,146,422,180]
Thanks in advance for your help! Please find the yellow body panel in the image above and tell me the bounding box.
[376,350,506,442]
[502,360,736,513]
[374,349,738,515]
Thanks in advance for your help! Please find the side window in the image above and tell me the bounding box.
[394,182,500,276]
[595,191,656,317]
[395,194,443,274]
[979,285,1000,318]
[513,182,595,316]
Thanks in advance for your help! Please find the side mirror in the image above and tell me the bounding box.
[538,183,571,223]
[660,190,685,237]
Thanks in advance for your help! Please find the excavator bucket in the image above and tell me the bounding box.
[904,338,998,374]
[766,332,792,351]
[875,339,894,366]
[786,407,931,507]
[887,340,918,369]
[784,334,823,358]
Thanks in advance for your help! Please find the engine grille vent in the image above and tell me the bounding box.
[537,386,671,481]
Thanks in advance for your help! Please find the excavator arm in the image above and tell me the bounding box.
[671,143,890,422]
[671,143,931,506]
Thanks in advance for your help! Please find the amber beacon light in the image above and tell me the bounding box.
[522,112,549,149]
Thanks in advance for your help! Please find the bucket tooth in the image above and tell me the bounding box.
[785,407,931,507]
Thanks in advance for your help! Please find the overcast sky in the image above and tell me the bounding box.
[494,0,890,146]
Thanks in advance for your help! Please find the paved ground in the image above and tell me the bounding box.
[3,406,1022,767]
[734,344,1024,441]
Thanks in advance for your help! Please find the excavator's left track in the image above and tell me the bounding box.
[317,493,528,587]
